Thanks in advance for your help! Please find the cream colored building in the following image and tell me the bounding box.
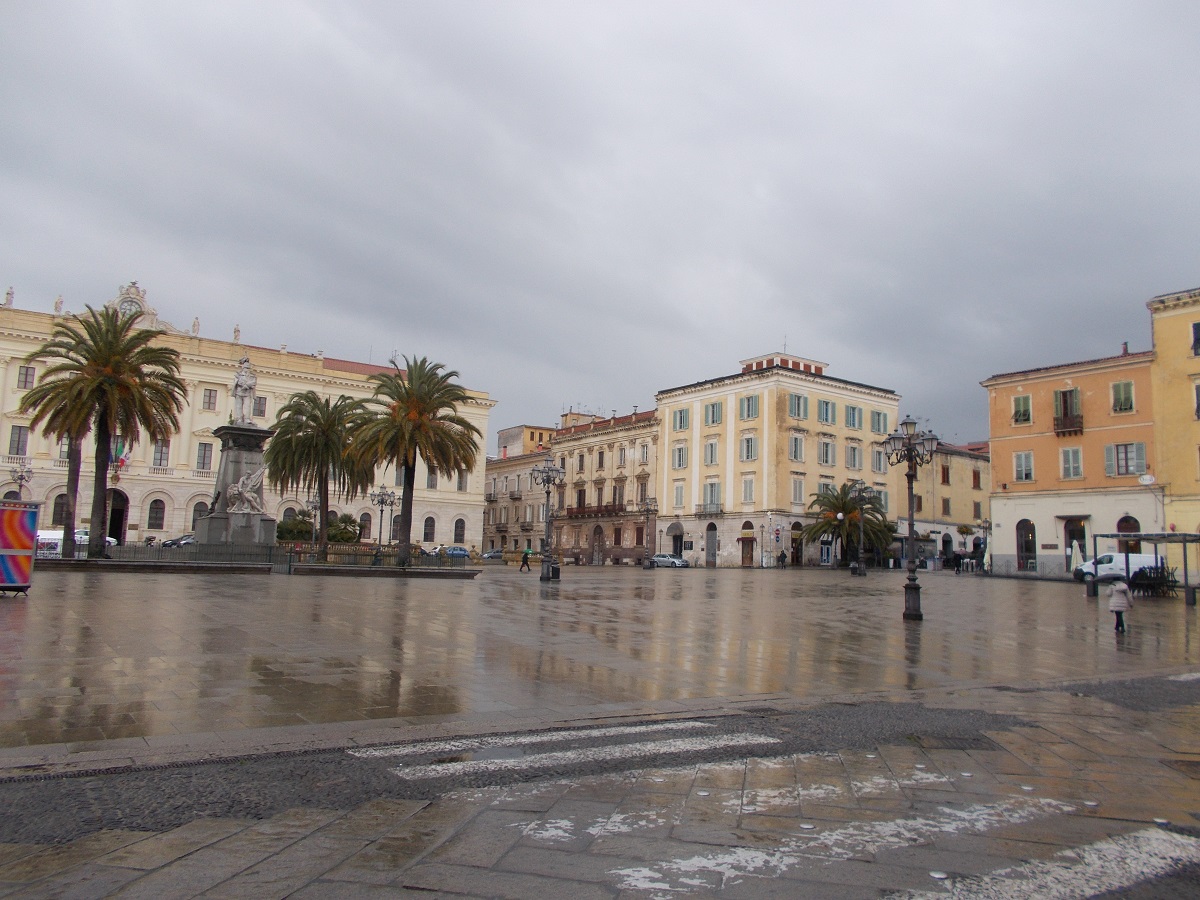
[1,283,493,547]
[655,352,900,567]
[552,409,660,565]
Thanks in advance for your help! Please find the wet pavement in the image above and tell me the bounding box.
[0,567,1198,896]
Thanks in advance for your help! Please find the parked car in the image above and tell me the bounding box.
[650,553,689,568]
[482,549,504,560]
[444,545,470,558]
[162,533,196,548]
[1074,552,1158,582]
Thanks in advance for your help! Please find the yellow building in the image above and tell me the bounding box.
[655,352,900,567]
[1148,287,1200,551]
[0,283,493,547]
[981,347,1157,576]
[894,441,991,563]
[482,424,557,555]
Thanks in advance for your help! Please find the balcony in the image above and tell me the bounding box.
[1053,413,1084,436]
[519,521,534,531]
[495,522,509,532]
[509,490,522,500]
[562,503,627,519]
[484,491,497,503]
[694,502,724,517]
[192,469,215,479]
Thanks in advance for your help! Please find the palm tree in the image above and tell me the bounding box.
[22,305,185,558]
[18,376,92,559]
[352,356,482,565]
[264,391,367,555]
[800,482,894,567]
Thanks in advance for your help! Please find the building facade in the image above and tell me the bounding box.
[552,410,659,565]
[481,424,557,555]
[1148,288,1200,554]
[1,283,493,547]
[892,441,992,563]
[981,347,1157,576]
[655,352,901,567]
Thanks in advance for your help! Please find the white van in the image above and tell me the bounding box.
[34,529,115,558]
[1074,552,1160,582]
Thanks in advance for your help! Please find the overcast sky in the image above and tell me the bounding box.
[3,1,1198,449]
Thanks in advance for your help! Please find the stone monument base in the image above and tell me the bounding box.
[198,422,278,548]
[196,511,277,546]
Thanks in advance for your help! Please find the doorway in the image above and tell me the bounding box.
[705,523,717,567]
[1016,519,1036,571]
[107,489,129,546]
[591,525,605,565]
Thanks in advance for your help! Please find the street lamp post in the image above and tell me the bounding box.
[531,454,565,582]
[9,463,33,500]
[884,415,939,620]
[369,488,396,547]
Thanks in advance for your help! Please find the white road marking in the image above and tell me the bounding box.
[609,797,1073,891]
[386,733,781,779]
[347,720,715,759]
[1168,671,1200,681]
[895,827,1200,898]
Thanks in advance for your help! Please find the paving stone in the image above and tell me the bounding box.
[401,861,617,899]
[0,831,151,884]
[426,809,535,867]
[99,818,250,870]
[199,834,370,899]
[1,861,145,900]
[316,800,429,842]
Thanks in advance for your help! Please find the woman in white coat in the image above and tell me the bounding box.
[1108,578,1133,633]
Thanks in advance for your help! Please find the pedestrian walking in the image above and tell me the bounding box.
[778,550,787,568]
[953,553,962,574]
[520,548,532,572]
[1108,578,1132,632]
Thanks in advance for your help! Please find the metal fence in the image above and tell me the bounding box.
[99,542,471,569]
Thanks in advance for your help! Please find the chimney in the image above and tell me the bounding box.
[1121,341,1128,355]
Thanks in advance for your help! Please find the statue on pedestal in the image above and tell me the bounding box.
[232,356,257,425]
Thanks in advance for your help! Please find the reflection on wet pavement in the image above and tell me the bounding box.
[0,567,1196,747]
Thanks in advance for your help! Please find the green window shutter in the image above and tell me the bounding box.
[1053,390,1063,417]
[1134,443,1146,474]
[1105,444,1115,476]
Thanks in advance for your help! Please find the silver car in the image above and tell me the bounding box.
[650,553,689,568]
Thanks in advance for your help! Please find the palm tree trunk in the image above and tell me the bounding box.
[61,436,82,559]
[317,473,329,561]
[88,423,112,559]
[396,462,417,566]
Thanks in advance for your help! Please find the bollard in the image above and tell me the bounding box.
[1187,586,1197,607]
[1086,580,1098,598]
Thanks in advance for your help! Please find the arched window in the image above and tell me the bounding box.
[147,499,166,530]
[390,514,402,541]
[327,509,338,525]
[51,493,68,526]
[191,501,209,530]
[1116,515,1141,554]
[282,507,297,520]
[1016,519,1037,571]
[2,491,19,501]
[453,518,466,543]
[359,512,371,541]
[423,516,436,542]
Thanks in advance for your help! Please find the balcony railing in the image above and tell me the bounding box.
[509,490,522,500]
[495,522,509,532]
[694,502,724,517]
[193,469,215,479]
[562,503,627,519]
[484,492,497,502]
[519,521,534,531]
[1053,413,1083,436]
